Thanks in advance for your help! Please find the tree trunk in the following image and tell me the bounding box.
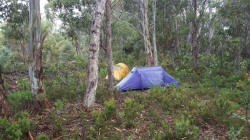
[0,65,9,116]
[74,40,81,55]
[207,5,214,54]
[191,0,198,71]
[20,41,26,65]
[139,0,154,66]
[187,22,193,47]
[83,0,106,107]
[105,0,114,90]
[152,0,158,66]
[29,0,44,97]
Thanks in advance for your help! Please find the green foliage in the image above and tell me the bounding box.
[149,87,189,111]
[227,126,244,140]
[103,98,116,119]
[46,112,63,136]
[87,98,120,140]
[17,78,30,90]
[91,111,104,128]
[0,117,22,140]
[55,99,64,111]
[7,90,33,112]
[214,95,234,117]
[122,97,144,128]
[96,86,112,104]
[14,112,31,135]
[0,112,31,140]
[70,131,81,140]
[164,115,198,139]
[45,68,84,102]
[91,98,117,128]
[36,134,50,140]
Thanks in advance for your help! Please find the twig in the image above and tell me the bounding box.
[28,131,34,140]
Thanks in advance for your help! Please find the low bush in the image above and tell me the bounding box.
[122,97,144,128]
[7,90,33,112]
[164,115,198,139]
[45,112,63,136]
[227,126,244,140]
[36,134,50,140]
[0,111,31,140]
[103,98,116,119]
[91,98,117,128]
[55,99,64,111]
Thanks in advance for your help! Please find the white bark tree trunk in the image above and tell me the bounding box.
[29,0,42,96]
[105,0,114,90]
[152,0,158,66]
[83,0,106,107]
[139,0,154,66]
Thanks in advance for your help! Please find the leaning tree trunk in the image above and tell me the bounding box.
[29,0,44,97]
[83,0,106,107]
[191,0,198,71]
[152,0,158,66]
[0,65,9,116]
[105,0,114,90]
[139,0,154,66]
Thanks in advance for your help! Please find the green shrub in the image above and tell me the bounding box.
[15,113,31,135]
[96,87,112,104]
[91,98,116,129]
[70,131,81,140]
[46,112,63,136]
[0,112,31,140]
[92,111,104,128]
[0,117,22,140]
[199,101,215,123]
[214,96,234,118]
[7,90,33,112]
[55,99,64,111]
[36,134,50,140]
[122,97,143,128]
[17,78,30,90]
[227,127,244,140]
[103,98,116,119]
[164,115,198,139]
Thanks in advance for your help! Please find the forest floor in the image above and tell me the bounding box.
[29,92,229,140]
[2,73,250,140]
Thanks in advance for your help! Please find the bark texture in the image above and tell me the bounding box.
[139,0,154,66]
[83,0,106,107]
[152,0,158,66]
[29,0,44,96]
[105,0,114,90]
[0,66,9,116]
[191,0,198,71]
[190,0,207,71]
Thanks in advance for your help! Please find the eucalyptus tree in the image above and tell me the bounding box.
[47,0,94,54]
[152,0,158,66]
[29,0,44,96]
[0,65,8,116]
[0,0,29,64]
[189,0,207,70]
[83,0,107,107]
[139,0,153,66]
[105,0,114,90]
[219,0,250,68]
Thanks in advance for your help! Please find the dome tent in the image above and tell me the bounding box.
[115,66,178,91]
[106,63,130,81]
